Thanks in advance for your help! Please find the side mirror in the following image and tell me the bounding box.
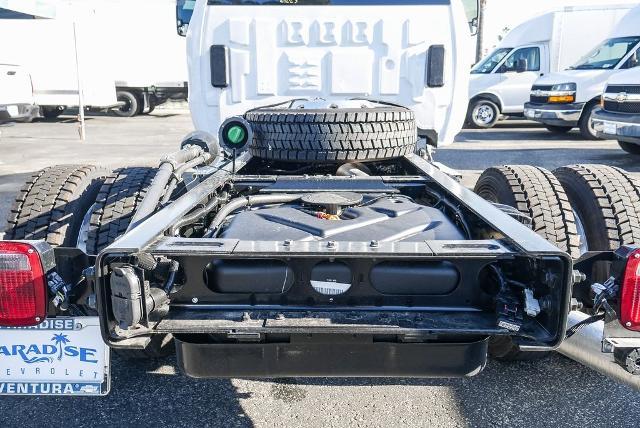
[177,21,189,37]
[516,58,528,73]
[469,17,478,36]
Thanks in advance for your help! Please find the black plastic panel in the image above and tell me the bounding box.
[210,45,229,88]
[426,45,445,88]
[370,261,459,295]
[206,259,294,294]
[176,336,488,378]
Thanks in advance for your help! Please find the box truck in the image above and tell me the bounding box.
[0,2,118,119]
[0,0,188,119]
[467,5,633,129]
[524,4,640,139]
[591,66,640,153]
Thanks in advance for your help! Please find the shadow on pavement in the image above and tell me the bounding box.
[0,355,255,428]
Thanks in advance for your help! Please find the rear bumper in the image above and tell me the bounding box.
[524,102,585,127]
[592,108,640,144]
[176,335,488,378]
[0,103,38,123]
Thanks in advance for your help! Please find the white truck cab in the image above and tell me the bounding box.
[592,66,640,153]
[186,0,476,147]
[0,63,38,123]
[524,5,640,139]
[467,5,633,129]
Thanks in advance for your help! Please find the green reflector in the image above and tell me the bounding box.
[227,125,246,144]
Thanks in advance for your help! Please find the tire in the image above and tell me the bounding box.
[245,107,417,163]
[474,165,581,258]
[86,166,172,358]
[618,141,640,155]
[475,165,581,362]
[113,91,139,118]
[554,164,640,281]
[5,165,108,247]
[578,102,600,140]
[545,125,573,134]
[41,106,64,120]
[466,99,499,129]
[86,167,157,255]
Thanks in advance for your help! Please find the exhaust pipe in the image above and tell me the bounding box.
[558,311,640,391]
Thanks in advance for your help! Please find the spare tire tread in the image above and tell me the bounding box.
[87,167,157,254]
[246,108,417,162]
[6,165,107,246]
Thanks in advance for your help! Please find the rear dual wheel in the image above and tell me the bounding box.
[475,165,580,361]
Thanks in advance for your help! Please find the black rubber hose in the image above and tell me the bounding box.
[205,194,302,237]
[127,146,205,232]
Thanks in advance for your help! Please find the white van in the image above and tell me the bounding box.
[186,0,475,147]
[524,5,640,139]
[0,64,38,123]
[591,66,640,153]
[467,5,633,129]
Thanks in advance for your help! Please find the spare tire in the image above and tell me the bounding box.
[245,106,417,163]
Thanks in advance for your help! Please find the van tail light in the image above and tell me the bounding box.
[0,242,48,326]
[620,249,640,331]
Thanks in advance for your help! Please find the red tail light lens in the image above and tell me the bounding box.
[0,242,47,326]
[621,249,640,331]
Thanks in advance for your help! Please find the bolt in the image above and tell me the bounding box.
[627,322,633,327]
[370,240,379,248]
[191,297,199,304]
[635,253,640,259]
[34,317,41,323]
[27,248,34,254]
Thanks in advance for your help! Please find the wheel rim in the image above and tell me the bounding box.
[118,96,132,113]
[587,107,598,137]
[573,208,589,255]
[473,104,495,126]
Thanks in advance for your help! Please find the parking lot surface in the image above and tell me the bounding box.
[0,113,639,428]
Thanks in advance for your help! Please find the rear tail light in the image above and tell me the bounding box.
[0,242,48,326]
[621,249,640,331]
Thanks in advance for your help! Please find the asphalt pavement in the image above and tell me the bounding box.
[0,113,639,427]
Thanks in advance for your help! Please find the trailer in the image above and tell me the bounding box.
[0,0,638,396]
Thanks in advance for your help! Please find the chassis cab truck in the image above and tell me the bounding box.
[524,4,640,139]
[467,5,633,129]
[0,0,639,395]
[591,66,640,154]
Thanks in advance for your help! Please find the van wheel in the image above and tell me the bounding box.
[466,99,499,129]
[113,91,139,118]
[554,164,640,281]
[41,106,65,120]
[545,125,573,134]
[618,141,640,154]
[578,103,600,140]
[475,165,581,361]
[5,165,108,246]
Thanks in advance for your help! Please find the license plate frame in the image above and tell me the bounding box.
[0,317,110,396]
